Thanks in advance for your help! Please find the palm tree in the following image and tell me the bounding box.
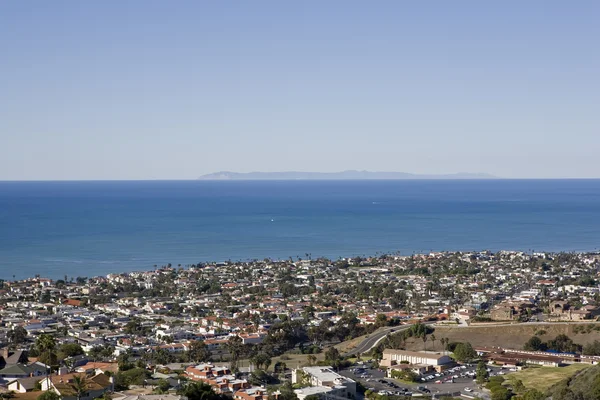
[36,334,57,390]
[441,338,448,355]
[70,375,88,400]
[422,334,428,351]
[430,334,436,351]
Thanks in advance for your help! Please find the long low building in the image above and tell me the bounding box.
[380,349,453,369]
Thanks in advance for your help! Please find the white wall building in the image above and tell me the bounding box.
[380,349,452,367]
[292,366,356,400]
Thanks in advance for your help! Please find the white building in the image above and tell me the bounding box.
[380,349,452,368]
[292,366,355,400]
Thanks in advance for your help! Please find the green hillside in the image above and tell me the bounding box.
[547,364,600,400]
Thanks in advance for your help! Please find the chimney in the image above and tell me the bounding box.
[1,348,9,359]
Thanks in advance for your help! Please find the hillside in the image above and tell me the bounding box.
[402,323,600,351]
[547,363,600,400]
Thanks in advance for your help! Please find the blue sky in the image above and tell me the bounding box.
[1,1,599,179]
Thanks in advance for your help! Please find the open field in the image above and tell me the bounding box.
[402,322,600,351]
[506,364,591,392]
[334,335,366,353]
[267,352,326,371]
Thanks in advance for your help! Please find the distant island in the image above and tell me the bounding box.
[198,170,497,180]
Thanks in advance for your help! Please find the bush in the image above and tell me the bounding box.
[114,367,151,390]
[390,369,418,382]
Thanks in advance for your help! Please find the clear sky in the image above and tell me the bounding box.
[1,1,599,180]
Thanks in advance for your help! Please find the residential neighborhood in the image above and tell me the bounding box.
[1,250,600,400]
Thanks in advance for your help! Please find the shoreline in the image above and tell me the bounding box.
[6,248,600,282]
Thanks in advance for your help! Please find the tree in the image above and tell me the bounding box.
[8,326,28,347]
[453,342,476,362]
[422,334,428,351]
[36,334,57,369]
[188,340,211,363]
[440,338,448,354]
[390,369,418,382]
[547,334,581,353]
[182,381,227,400]
[324,347,341,367]
[476,361,489,384]
[430,334,436,351]
[273,361,287,374]
[307,354,317,366]
[524,336,546,351]
[58,343,84,360]
[249,370,273,387]
[375,314,388,328]
[36,334,57,354]
[37,392,60,400]
[114,368,151,391]
[251,353,272,371]
[156,379,171,393]
[226,335,244,373]
[512,379,525,394]
[491,387,511,400]
[583,340,600,356]
[522,389,545,400]
[69,375,88,400]
[271,381,298,400]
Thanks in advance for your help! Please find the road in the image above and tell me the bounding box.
[344,322,436,357]
[344,326,405,357]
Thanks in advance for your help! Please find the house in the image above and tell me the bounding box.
[8,376,42,393]
[233,387,269,400]
[185,364,231,382]
[64,354,89,368]
[490,301,536,321]
[75,362,119,375]
[0,362,48,379]
[185,364,248,394]
[41,372,113,400]
[0,348,29,368]
[548,301,600,321]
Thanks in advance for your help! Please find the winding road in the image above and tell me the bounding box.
[343,325,412,357]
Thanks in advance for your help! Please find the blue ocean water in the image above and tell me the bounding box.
[0,180,599,280]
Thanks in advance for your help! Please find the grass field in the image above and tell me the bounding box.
[506,364,591,392]
[267,352,326,370]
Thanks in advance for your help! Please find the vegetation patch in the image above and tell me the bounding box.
[506,364,590,392]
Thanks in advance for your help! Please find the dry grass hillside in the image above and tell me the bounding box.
[403,322,600,351]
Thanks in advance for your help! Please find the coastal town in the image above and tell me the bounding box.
[1,250,600,400]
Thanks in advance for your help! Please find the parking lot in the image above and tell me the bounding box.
[342,362,513,398]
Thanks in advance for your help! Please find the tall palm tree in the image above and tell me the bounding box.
[36,334,57,390]
[442,338,448,355]
[430,334,436,351]
[422,334,428,351]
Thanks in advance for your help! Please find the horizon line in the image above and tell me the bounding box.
[3,177,600,182]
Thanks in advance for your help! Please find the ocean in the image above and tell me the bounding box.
[0,180,599,280]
